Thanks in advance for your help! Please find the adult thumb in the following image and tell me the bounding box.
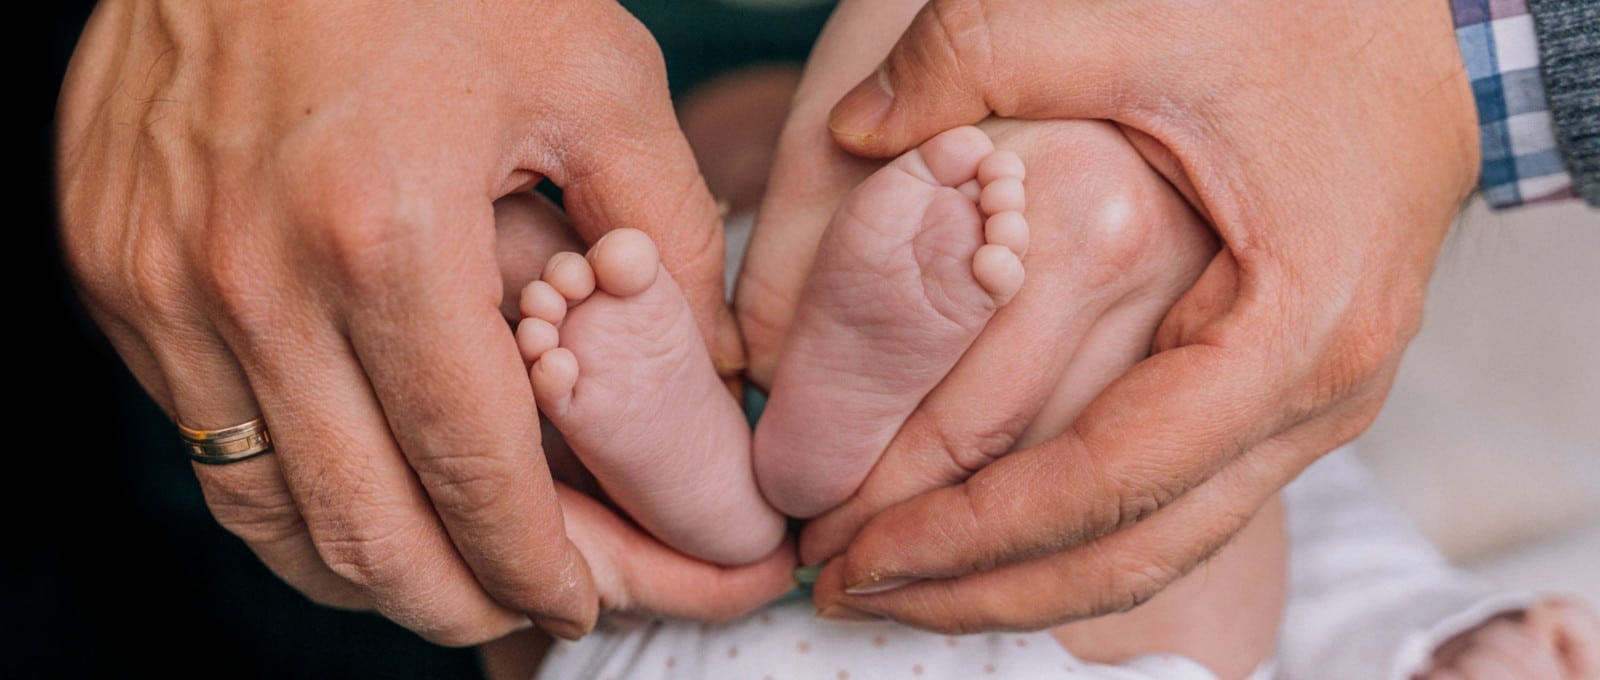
[827,0,1123,158]
[826,0,994,158]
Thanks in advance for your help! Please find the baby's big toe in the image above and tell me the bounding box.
[895,126,995,188]
[589,228,661,298]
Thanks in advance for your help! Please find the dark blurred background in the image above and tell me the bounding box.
[14,2,828,677]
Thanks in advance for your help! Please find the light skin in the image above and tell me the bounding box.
[1418,599,1600,680]
[739,0,1483,630]
[507,116,1286,678]
[483,71,1587,675]
[752,126,1028,519]
[516,125,1028,558]
[62,0,1566,664]
[521,227,789,566]
[55,0,778,645]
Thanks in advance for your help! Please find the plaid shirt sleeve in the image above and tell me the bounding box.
[1452,0,1579,208]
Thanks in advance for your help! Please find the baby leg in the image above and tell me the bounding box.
[518,229,785,565]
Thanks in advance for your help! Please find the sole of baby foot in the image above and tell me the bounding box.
[517,229,785,565]
[754,125,1028,518]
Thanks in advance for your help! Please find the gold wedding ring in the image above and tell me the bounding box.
[179,417,274,465]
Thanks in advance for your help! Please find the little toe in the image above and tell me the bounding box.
[544,251,597,301]
[985,211,1030,256]
[894,126,995,187]
[972,243,1025,303]
[530,347,580,413]
[516,318,560,362]
[520,280,569,324]
[588,228,661,297]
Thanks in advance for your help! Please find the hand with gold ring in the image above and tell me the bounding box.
[57,0,771,645]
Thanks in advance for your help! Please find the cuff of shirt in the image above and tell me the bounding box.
[1453,0,1578,208]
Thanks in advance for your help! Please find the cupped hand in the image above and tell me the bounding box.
[739,0,1213,628]
[795,0,1479,629]
[57,0,739,645]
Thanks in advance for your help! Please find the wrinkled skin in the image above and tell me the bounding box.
[739,0,1479,631]
[57,0,786,646]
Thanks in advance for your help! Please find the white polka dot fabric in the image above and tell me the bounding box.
[535,448,1537,680]
[536,595,1222,680]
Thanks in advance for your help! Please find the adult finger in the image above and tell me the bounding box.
[796,299,1070,564]
[556,486,798,623]
[827,0,1138,158]
[308,188,597,640]
[811,430,1315,631]
[149,321,371,611]
[221,292,547,643]
[825,328,1400,600]
[110,229,375,613]
[822,320,1295,591]
[534,12,736,374]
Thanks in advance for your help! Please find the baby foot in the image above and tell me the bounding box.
[754,126,1028,518]
[1416,598,1600,680]
[517,229,785,565]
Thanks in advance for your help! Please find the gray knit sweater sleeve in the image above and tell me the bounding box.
[1528,0,1600,206]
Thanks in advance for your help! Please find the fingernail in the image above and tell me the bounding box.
[828,68,895,140]
[536,616,591,641]
[845,575,922,595]
[793,564,822,587]
[819,602,885,623]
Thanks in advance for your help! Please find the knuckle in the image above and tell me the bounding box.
[1112,490,1163,533]
[312,517,422,593]
[1103,561,1174,614]
[1312,302,1417,406]
[194,232,275,328]
[277,148,414,289]
[310,199,413,287]
[128,236,190,324]
[201,475,305,546]
[923,0,999,98]
[1089,470,1172,537]
[1076,541,1179,617]
[933,421,1017,478]
[411,451,521,523]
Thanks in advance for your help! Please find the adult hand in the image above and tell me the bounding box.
[57,0,738,644]
[742,0,1478,630]
[799,0,1479,629]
